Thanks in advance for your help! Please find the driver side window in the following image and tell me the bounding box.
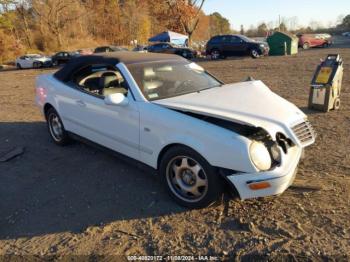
[71,65,128,98]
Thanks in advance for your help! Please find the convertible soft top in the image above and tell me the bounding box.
[54,51,186,82]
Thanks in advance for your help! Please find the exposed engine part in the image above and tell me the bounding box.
[276,133,294,154]
[175,110,265,137]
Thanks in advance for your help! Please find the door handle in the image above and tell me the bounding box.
[76,100,86,107]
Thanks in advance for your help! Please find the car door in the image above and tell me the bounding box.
[57,65,141,160]
[23,56,33,68]
[54,53,62,64]
[62,52,70,63]
[220,36,232,56]
[17,56,26,68]
[229,36,247,55]
[149,44,161,53]
[164,44,176,54]
[313,35,324,46]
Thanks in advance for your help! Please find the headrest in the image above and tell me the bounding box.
[144,68,156,78]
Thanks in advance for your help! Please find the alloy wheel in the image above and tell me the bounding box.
[48,113,64,142]
[251,49,260,58]
[166,156,208,203]
[211,50,220,60]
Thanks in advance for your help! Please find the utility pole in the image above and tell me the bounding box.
[279,15,281,31]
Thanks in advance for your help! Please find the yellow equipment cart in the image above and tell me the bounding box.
[309,54,343,112]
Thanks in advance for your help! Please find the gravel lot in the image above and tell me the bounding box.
[0,39,349,260]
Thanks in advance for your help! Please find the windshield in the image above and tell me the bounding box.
[28,54,42,58]
[240,35,254,42]
[127,61,222,101]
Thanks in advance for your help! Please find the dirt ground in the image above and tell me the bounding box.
[0,38,349,261]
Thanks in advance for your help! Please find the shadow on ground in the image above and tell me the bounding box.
[0,122,184,240]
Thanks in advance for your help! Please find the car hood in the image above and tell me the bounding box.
[153,80,307,144]
[252,41,268,47]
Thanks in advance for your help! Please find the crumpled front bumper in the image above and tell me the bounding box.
[227,146,302,200]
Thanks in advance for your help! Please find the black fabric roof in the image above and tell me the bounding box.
[54,51,186,82]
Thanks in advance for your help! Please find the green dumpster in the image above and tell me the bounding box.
[267,31,298,56]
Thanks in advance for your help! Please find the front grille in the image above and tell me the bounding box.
[291,120,316,146]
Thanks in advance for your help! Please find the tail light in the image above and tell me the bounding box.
[36,86,47,104]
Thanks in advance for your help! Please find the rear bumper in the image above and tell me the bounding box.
[227,146,302,200]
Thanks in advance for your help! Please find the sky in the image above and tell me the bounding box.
[203,0,350,30]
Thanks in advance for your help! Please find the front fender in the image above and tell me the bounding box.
[139,102,257,173]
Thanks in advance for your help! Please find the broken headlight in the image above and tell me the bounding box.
[249,141,272,171]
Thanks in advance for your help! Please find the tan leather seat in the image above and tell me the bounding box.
[102,87,128,96]
[99,72,128,96]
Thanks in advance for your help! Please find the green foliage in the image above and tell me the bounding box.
[209,12,231,36]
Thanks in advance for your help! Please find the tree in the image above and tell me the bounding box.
[209,12,231,37]
[279,22,287,32]
[257,23,268,36]
[340,14,350,30]
[32,0,83,48]
[191,11,210,41]
[166,0,206,42]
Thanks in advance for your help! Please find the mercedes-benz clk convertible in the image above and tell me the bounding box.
[36,52,316,208]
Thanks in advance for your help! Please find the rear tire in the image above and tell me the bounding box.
[16,63,22,70]
[210,49,221,60]
[159,146,223,208]
[46,108,70,146]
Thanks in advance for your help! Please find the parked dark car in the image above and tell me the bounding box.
[206,35,269,59]
[94,46,128,53]
[51,51,79,66]
[147,43,196,59]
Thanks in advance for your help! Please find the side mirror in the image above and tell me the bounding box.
[104,93,129,106]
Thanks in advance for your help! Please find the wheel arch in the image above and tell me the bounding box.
[156,142,241,198]
[157,143,205,170]
[43,103,55,119]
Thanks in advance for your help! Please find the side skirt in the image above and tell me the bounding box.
[68,132,158,176]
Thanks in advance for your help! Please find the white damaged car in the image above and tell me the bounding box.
[36,52,316,208]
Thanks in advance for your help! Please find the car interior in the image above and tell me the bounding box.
[73,66,128,97]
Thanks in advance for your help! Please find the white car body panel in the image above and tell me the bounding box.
[16,54,51,68]
[228,145,302,200]
[154,80,312,147]
[36,61,316,200]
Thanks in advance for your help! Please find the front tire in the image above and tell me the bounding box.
[46,108,70,146]
[16,63,22,70]
[250,49,260,59]
[160,146,223,208]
